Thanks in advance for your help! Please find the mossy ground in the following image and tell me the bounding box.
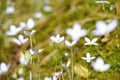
[0,0,120,80]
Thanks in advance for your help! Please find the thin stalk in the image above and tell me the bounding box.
[67,60,71,80]
[29,35,33,48]
[57,46,64,80]
[87,63,89,80]
[71,48,74,80]
[30,71,32,80]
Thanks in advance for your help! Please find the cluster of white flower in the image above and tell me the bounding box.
[49,19,117,78]
[66,20,118,41]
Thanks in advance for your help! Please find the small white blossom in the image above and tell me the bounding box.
[29,48,44,55]
[43,6,52,12]
[17,77,24,80]
[96,0,110,4]
[6,25,22,36]
[62,60,71,68]
[24,29,37,36]
[64,53,69,57]
[82,52,95,63]
[66,23,88,41]
[12,73,17,79]
[13,34,28,45]
[84,37,98,46]
[19,22,26,29]
[44,77,52,80]
[53,72,62,80]
[92,19,118,36]
[19,18,35,30]
[91,57,110,72]
[19,53,29,65]
[18,68,24,75]
[0,62,10,75]
[34,12,43,18]
[65,40,77,47]
[50,34,64,43]
[5,6,15,14]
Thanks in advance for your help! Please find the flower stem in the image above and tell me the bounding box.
[71,48,74,80]
[29,35,33,48]
[87,63,89,80]
[30,71,32,80]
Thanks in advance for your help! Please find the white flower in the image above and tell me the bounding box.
[6,25,22,36]
[53,72,62,80]
[24,29,37,36]
[34,12,43,18]
[44,77,52,80]
[66,23,88,41]
[18,68,24,75]
[0,62,10,75]
[84,37,98,46]
[65,40,77,47]
[17,77,24,80]
[62,60,71,68]
[91,57,110,72]
[50,34,64,43]
[5,6,15,14]
[13,34,28,45]
[19,18,35,30]
[19,53,29,65]
[43,6,52,12]
[12,73,17,79]
[96,0,110,4]
[19,22,26,29]
[92,19,118,36]
[29,48,44,55]
[82,52,95,63]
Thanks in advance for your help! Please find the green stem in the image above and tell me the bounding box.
[87,63,89,80]
[71,48,74,80]
[30,36,33,48]
[67,59,71,80]
[30,71,32,80]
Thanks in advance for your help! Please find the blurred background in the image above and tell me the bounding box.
[0,0,120,80]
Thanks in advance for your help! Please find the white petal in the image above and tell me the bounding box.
[0,63,9,72]
[22,38,28,44]
[20,22,26,28]
[66,60,71,67]
[27,18,35,29]
[107,19,118,32]
[90,57,96,59]
[29,48,35,55]
[92,21,107,36]
[43,6,52,12]
[31,29,37,35]
[56,34,60,39]
[50,36,56,42]
[79,29,88,37]
[17,77,24,80]
[71,40,77,46]
[38,49,44,53]
[59,37,64,43]
[85,37,91,43]
[65,40,71,46]
[86,52,90,58]
[102,64,110,72]
[18,34,24,41]
[13,39,21,45]
[96,57,104,65]
[91,38,98,43]
[81,57,87,60]
[6,6,15,14]
[34,12,43,18]
[44,77,52,80]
